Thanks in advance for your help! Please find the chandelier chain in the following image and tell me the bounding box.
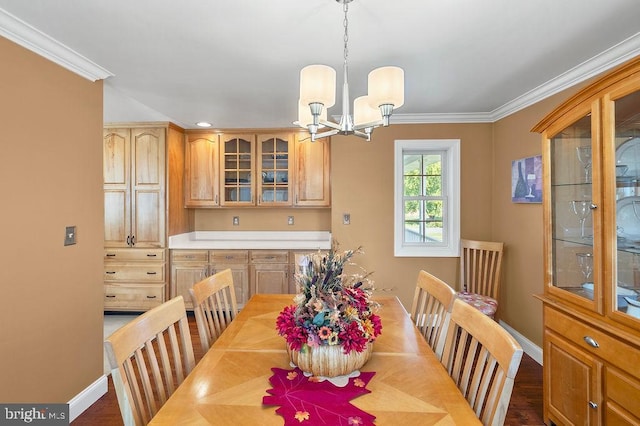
[343,2,349,64]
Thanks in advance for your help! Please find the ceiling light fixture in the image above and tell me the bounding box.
[196,121,212,128]
[296,0,404,142]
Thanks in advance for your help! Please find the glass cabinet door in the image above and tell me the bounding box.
[548,110,598,309]
[222,135,254,205]
[612,89,640,319]
[258,134,291,205]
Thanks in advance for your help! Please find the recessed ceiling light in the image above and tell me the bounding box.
[196,121,212,128]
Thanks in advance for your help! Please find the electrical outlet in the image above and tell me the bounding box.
[232,216,240,226]
[288,216,294,225]
[343,213,351,225]
[64,226,76,246]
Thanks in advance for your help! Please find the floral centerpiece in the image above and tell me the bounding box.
[276,244,382,377]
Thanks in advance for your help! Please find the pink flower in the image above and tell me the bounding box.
[338,321,368,353]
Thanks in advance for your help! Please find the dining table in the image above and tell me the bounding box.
[149,294,481,425]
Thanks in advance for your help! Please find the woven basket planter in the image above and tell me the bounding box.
[288,343,373,377]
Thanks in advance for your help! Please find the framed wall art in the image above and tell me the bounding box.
[512,155,542,203]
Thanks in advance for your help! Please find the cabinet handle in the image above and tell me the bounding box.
[215,194,218,205]
[146,272,157,275]
[106,253,116,257]
[588,401,598,409]
[146,295,157,299]
[226,255,233,260]
[105,271,116,274]
[131,235,136,246]
[126,236,131,246]
[105,295,116,298]
[589,203,597,210]
[266,256,276,260]
[146,253,157,257]
[583,336,599,348]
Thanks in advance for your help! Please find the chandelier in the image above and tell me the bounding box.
[296,0,404,142]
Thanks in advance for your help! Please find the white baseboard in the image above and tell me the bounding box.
[499,320,543,366]
[68,375,108,422]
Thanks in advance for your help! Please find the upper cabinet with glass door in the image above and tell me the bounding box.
[534,56,640,328]
[221,134,255,206]
[257,133,293,206]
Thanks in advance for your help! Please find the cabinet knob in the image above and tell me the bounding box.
[588,401,598,409]
[583,336,599,348]
[589,203,597,210]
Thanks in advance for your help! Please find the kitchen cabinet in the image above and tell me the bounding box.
[250,250,290,294]
[533,56,640,425]
[104,127,165,248]
[257,133,293,206]
[185,129,330,208]
[294,137,331,206]
[184,132,220,207]
[221,134,255,206]
[104,248,166,310]
[170,250,250,308]
[104,122,190,311]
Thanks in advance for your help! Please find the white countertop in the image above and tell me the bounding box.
[168,231,332,250]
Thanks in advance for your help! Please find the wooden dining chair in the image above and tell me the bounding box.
[440,298,523,426]
[409,270,456,360]
[189,268,238,352]
[104,296,195,426]
[458,239,504,319]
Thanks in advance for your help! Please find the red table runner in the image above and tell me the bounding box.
[262,367,376,425]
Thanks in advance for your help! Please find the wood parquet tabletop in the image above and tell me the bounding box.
[149,294,480,425]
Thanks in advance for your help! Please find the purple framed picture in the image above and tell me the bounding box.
[512,155,542,203]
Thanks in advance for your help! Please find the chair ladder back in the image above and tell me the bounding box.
[104,296,196,426]
[190,268,239,352]
[461,239,504,300]
[440,299,522,426]
[410,270,456,360]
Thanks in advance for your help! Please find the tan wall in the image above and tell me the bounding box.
[330,123,495,310]
[0,37,104,401]
[195,208,331,230]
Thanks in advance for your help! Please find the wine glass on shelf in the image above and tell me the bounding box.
[571,200,592,239]
[576,252,593,285]
[576,146,592,183]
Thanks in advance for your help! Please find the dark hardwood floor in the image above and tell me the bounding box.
[74,316,544,425]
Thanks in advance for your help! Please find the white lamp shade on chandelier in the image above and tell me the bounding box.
[368,66,404,109]
[299,64,337,108]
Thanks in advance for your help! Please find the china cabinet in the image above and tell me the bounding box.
[533,56,640,425]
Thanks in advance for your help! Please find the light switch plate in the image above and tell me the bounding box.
[232,216,240,226]
[64,226,76,246]
[288,216,294,225]
[343,213,350,225]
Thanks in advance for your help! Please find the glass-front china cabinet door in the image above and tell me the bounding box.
[610,88,640,321]
[546,107,601,312]
[258,134,291,206]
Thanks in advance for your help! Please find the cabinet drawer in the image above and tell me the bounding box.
[544,306,640,378]
[210,250,249,264]
[606,367,640,421]
[250,250,289,263]
[104,284,164,310]
[171,250,209,262]
[105,248,165,261]
[104,264,165,282]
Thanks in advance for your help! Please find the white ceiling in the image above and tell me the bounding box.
[1,0,640,130]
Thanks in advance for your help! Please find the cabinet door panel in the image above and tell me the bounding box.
[251,264,288,294]
[544,330,602,426]
[104,190,129,247]
[171,264,208,310]
[211,265,249,307]
[295,137,330,206]
[185,134,219,207]
[132,191,164,247]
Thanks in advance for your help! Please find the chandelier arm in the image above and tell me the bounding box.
[318,119,342,131]
[353,120,383,131]
[312,128,340,142]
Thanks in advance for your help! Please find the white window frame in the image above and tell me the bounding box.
[394,139,460,257]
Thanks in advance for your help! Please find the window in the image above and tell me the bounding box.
[394,139,460,257]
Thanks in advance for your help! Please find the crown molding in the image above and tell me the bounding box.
[391,112,494,124]
[0,7,113,82]
[491,31,640,121]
